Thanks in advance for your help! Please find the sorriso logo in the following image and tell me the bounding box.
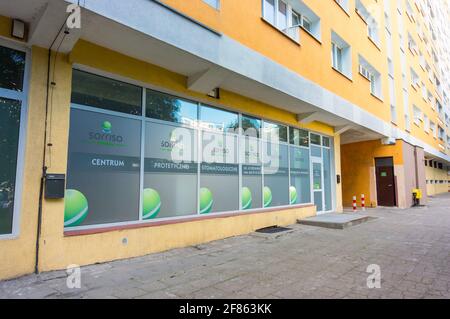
[102,121,112,133]
[88,120,125,146]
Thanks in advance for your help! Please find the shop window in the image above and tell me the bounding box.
[289,127,309,147]
[0,46,25,92]
[241,134,262,210]
[310,133,321,145]
[71,70,142,115]
[241,115,261,138]
[0,45,26,236]
[199,104,239,133]
[146,89,198,127]
[263,142,289,207]
[143,121,198,220]
[66,70,336,228]
[289,146,311,204]
[65,109,141,227]
[200,130,239,214]
[0,98,21,235]
[262,121,288,143]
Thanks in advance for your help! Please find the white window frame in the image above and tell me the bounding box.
[0,39,30,240]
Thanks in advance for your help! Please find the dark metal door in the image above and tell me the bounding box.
[375,157,396,207]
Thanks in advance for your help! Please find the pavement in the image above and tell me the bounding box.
[1,193,450,299]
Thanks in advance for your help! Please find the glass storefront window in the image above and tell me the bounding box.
[289,127,309,147]
[0,98,21,235]
[262,121,288,143]
[241,135,262,209]
[263,142,289,207]
[65,109,141,227]
[201,131,239,213]
[71,70,142,115]
[146,89,198,127]
[290,146,311,204]
[0,46,25,92]
[66,69,335,228]
[310,133,321,145]
[323,148,332,211]
[200,105,239,133]
[143,121,198,219]
[241,115,261,138]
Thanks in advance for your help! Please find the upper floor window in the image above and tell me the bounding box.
[263,0,299,41]
[262,0,321,42]
[335,0,349,13]
[359,55,382,98]
[202,0,220,9]
[356,0,380,46]
[331,31,352,79]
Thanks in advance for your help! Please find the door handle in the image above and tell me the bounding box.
[388,184,393,187]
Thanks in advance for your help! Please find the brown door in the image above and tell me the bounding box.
[375,157,396,207]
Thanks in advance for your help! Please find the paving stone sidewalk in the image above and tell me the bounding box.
[1,194,450,299]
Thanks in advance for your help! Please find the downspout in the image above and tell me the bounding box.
[35,21,69,274]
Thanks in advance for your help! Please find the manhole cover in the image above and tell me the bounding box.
[255,226,291,234]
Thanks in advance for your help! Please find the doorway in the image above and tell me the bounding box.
[375,157,396,207]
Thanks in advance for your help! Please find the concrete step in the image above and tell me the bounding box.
[297,213,374,230]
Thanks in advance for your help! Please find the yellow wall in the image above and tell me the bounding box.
[341,139,404,207]
[425,165,449,196]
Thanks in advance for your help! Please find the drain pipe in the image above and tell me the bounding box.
[35,21,69,274]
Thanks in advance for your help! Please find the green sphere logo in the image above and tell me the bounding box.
[290,186,298,205]
[242,187,252,210]
[199,187,213,214]
[64,189,89,227]
[263,186,272,208]
[142,188,161,220]
[102,121,112,133]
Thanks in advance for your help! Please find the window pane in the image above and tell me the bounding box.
[311,145,321,157]
[263,0,275,24]
[310,133,321,145]
[290,147,311,204]
[323,148,332,211]
[144,121,198,219]
[322,136,330,147]
[65,109,141,227]
[302,17,312,32]
[241,115,261,138]
[241,136,262,209]
[0,98,21,235]
[292,12,300,26]
[289,127,309,147]
[278,0,288,30]
[313,162,322,190]
[71,70,142,115]
[263,121,288,143]
[314,191,323,212]
[201,131,239,213]
[200,105,239,133]
[146,89,197,126]
[263,143,289,207]
[0,46,25,92]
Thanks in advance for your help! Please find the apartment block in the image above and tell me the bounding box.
[0,0,449,280]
